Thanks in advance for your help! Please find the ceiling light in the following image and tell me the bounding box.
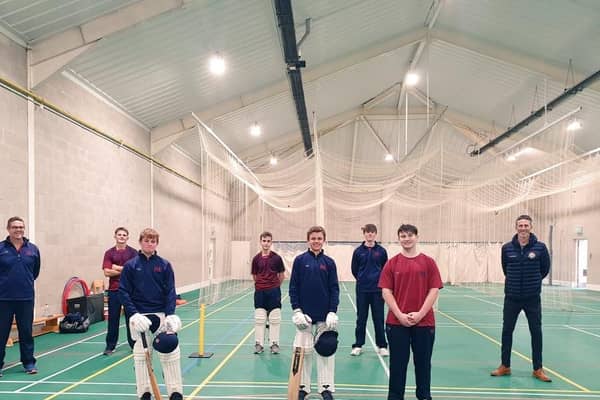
[506,154,517,162]
[405,72,419,86]
[384,153,394,162]
[209,53,225,76]
[567,119,582,131]
[250,122,261,137]
[269,155,278,165]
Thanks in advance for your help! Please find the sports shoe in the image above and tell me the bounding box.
[378,347,389,356]
[532,368,552,382]
[298,389,308,400]
[350,347,362,356]
[24,364,38,374]
[321,389,334,400]
[140,393,151,400]
[254,342,264,354]
[490,364,511,376]
[102,348,115,355]
[169,392,184,400]
[270,343,280,354]
[0,370,3,378]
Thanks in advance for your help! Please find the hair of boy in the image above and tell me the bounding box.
[397,224,418,236]
[260,231,272,240]
[139,228,159,243]
[516,214,532,223]
[6,216,24,229]
[306,225,326,241]
[114,226,129,235]
[362,224,377,234]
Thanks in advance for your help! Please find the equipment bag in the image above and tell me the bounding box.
[59,312,90,333]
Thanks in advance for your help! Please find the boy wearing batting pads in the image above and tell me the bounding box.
[120,228,183,400]
[289,226,340,400]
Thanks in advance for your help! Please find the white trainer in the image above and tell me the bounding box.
[350,347,362,356]
[379,347,389,356]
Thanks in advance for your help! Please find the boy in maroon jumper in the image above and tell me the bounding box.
[251,231,285,354]
[379,224,443,400]
[102,227,138,354]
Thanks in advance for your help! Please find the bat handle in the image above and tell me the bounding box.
[140,331,149,349]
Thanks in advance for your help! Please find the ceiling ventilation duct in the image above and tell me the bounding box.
[470,69,600,156]
[273,0,313,157]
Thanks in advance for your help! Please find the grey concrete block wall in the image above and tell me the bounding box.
[0,35,237,316]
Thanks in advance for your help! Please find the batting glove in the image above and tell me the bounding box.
[325,312,338,330]
[130,313,152,333]
[165,314,182,333]
[292,309,312,330]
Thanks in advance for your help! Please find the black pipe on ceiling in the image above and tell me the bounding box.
[274,0,313,158]
[470,68,600,157]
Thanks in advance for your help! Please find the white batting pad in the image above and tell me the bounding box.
[254,308,267,345]
[133,340,151,397]
[267,308,281,344]
[158,345,183,396]
[317,353,335,393]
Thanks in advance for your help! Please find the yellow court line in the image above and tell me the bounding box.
[184,293,289,399]
[43,355,132,400]
[184,328,255,400]
[42,292,251,400]
[438,310,590,392]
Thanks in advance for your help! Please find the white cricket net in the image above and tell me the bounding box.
[178,92,600,311]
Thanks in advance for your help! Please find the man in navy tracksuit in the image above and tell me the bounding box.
[351,224,388,356]
[0,216,41,377]
[491,215,552,382]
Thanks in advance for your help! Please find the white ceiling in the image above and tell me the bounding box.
[1,0,599,169]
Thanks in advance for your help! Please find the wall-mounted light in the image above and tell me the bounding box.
[209,53,226,76]
[250,122,261,137]
[567,119,582,131]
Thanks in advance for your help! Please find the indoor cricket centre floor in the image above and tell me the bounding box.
[1,282,599,399]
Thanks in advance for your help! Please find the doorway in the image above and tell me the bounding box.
[575,239,588,288]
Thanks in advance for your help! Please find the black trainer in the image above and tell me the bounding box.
[140,393,151,400]
[321,389,334,400]
[169,392,183,400]
[298,389,308,400]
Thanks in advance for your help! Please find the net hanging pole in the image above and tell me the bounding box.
[313,111,324,226]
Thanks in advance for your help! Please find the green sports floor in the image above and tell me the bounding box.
[2,282,600,399]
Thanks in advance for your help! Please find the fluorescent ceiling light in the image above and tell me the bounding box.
[250,122,261,137]
[269,155,278,165]
[209,54,225,76]
[405,72,419,86]
[567,119,582,131]
[384,153,394,162]
[506,147,534,162]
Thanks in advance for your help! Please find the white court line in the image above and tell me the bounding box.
[463,294,503,308]
[344,292,390,377]
[3,329,110,371]
[565,325,600,339]
[15,341,129,392]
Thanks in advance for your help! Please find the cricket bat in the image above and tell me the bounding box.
[140,332,163,400]
[287,346,304,400]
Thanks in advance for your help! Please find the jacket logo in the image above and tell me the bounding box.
[320,264,327,271]
[528,252,536,259]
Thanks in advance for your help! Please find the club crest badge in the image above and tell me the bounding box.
[528,252,536,259]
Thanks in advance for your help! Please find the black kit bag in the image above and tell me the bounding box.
[59,312,90,333]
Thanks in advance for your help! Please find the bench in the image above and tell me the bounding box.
[6,314,62,347]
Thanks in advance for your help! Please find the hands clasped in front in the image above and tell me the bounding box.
[396,311,423,327]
